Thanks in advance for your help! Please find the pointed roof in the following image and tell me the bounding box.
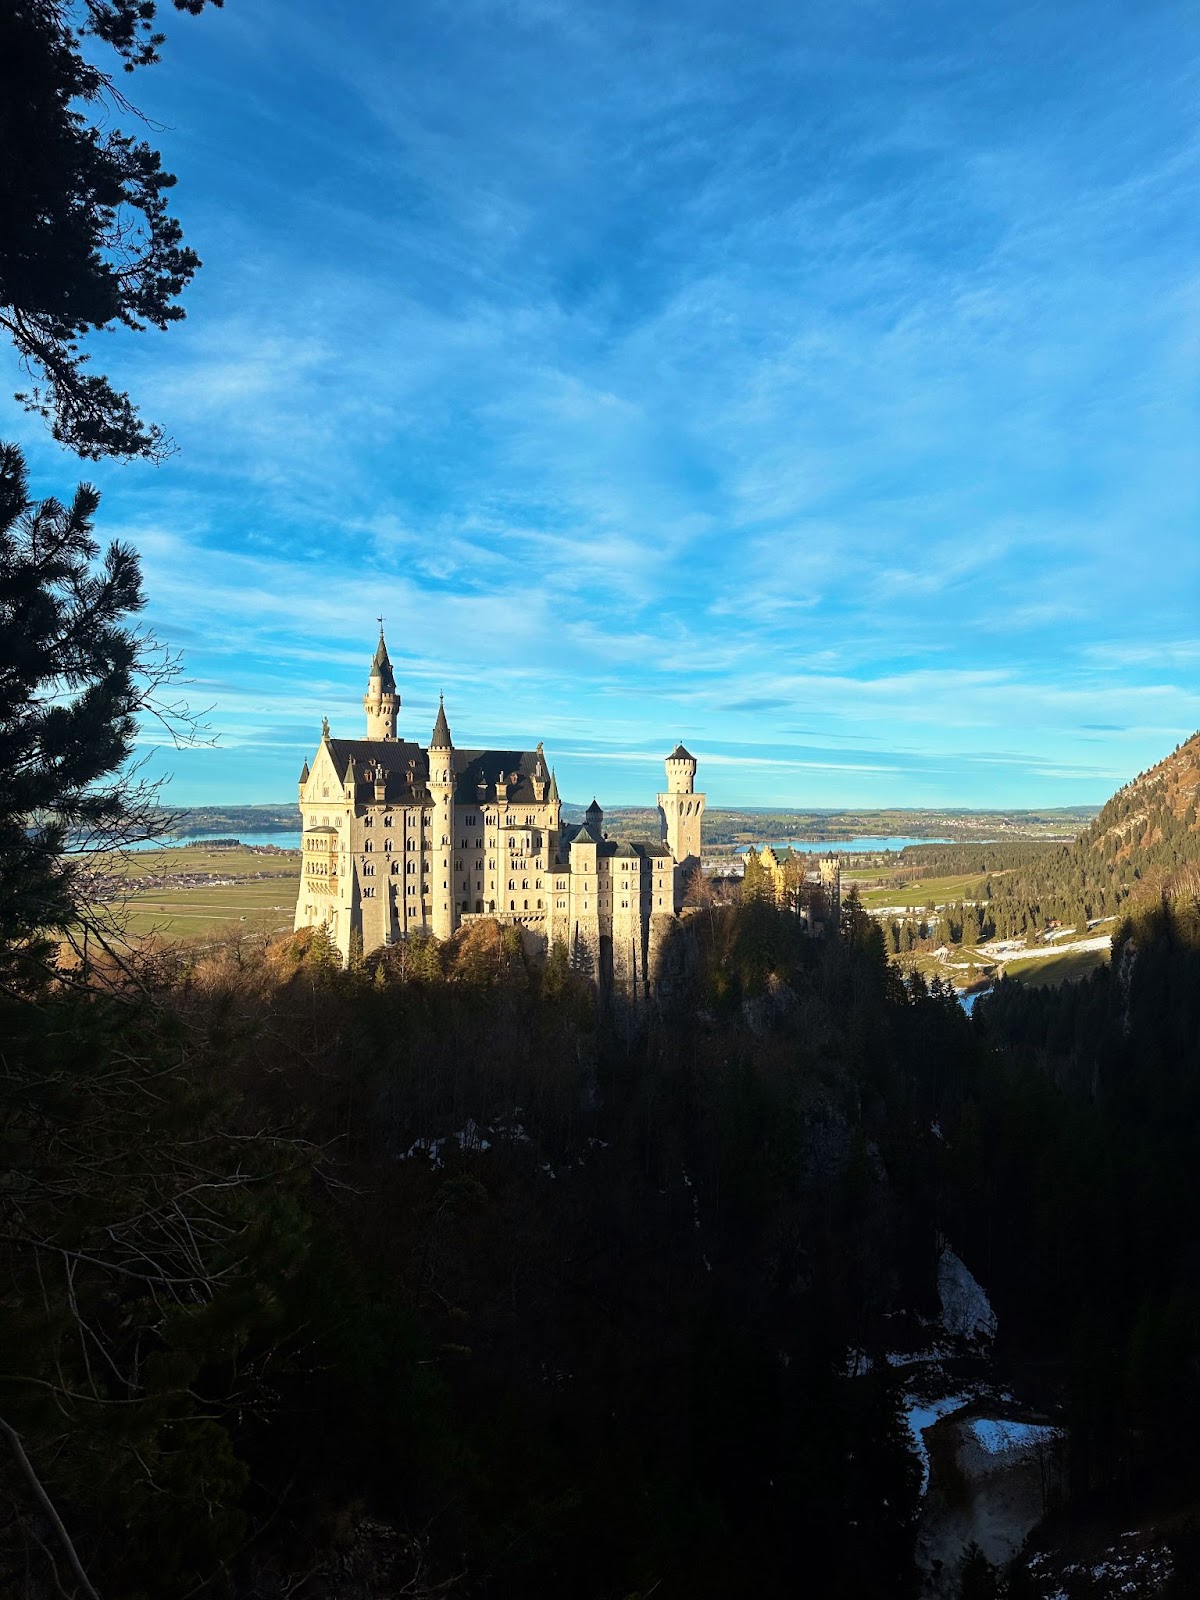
[668,743,695,763]
[548,768,560,803]
[369,631,396,693]
[299,759,310,784]
[430,694,452,749]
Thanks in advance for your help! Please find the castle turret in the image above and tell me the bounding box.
[818,855,842,925]
[657,744,705,907]
[428,695,455,940]
[364,631,399,740]
[584,797,603,836]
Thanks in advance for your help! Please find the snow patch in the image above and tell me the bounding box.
[966,1417,1059,1457]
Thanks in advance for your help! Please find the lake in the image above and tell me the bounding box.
[126,831,302,852]
[737,836,952,855]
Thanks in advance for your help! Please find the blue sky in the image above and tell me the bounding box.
[6,0,1199,807]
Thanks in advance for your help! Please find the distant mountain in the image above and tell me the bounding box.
[153,804,301,839]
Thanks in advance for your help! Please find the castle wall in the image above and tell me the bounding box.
[293,639,708,993]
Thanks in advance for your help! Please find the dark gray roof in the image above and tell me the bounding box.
[558,828,673,866]
[323,738,553,808]
[452,747,549,806]
[668,743,695,762]
[430,696,452,748]
[370,633,396,693]
[299,759,310,783]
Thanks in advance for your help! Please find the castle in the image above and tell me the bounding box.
[293,632,706,994]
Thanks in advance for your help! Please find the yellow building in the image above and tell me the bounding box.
[743,844,841,928]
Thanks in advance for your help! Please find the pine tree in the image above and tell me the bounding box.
[0,442,192,989]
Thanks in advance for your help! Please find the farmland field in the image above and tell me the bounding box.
[855,872,990,910]
[100,845,301,942]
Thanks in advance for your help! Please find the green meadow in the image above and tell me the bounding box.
[103,845,301,942]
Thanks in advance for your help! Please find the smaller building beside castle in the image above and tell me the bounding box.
[293,631,706,999]
[742,843,842,930]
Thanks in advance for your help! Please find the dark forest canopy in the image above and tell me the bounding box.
[3,868,1200,1596]
[0,1,222,460]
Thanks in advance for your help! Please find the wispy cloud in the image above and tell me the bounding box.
[1,0,1194,806]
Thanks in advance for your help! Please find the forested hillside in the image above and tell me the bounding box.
[879,733,1200,941]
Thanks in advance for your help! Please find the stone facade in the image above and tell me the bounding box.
[293,632,706,998]
[744,843,842,930]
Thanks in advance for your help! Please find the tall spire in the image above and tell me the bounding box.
[369,629,396,693]
[430,693,452,749]
[364,625,399,739]
[548,768,560,803]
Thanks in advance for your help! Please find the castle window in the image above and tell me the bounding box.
[523,899,528,910]
[363,886,375,898]
[384,815,392,827]
[364,814,373,827]
[537,898,543,910]
[510,900,515,911]
[392,861,400,875]
[364,839,373,852]
[465,815,476,827]
[461,900,469,913]
[384,838,392,852]
[476,899,483,913]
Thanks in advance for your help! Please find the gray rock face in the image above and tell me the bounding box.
[937,1247,998,1342]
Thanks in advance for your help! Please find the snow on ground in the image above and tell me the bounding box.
[965,1417,1060,1456]
[998,933,1113,961]
[398,1115,547,1169]
[1026,1536,1173,1599]
[938,1248,998,1342]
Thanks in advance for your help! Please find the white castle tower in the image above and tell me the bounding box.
[427,695,455,941]
[657,744,706,886]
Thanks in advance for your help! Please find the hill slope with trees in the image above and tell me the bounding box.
[879,733,1200,943]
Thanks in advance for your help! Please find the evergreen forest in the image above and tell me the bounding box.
[3,862,1200,1596]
